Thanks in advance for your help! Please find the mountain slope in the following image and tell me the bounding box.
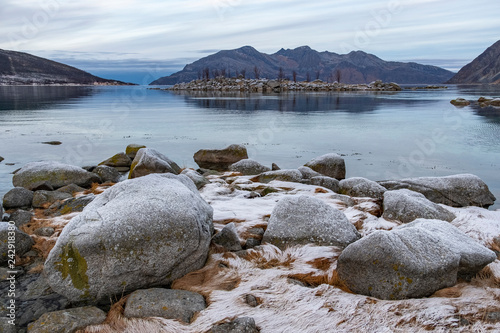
[151,46,455,85]
[446,40,500,84]
[0,49,132,85]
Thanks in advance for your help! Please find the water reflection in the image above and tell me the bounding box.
[168,90,431,114]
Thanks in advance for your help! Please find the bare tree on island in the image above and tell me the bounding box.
[335,69,342,83]
[306,72,311,82]
[292,70,297,82]
[254,66,260,79]
[240,68,246,79]
[203,67,210,80]
[277,67,285,81]
[315,70,320,80]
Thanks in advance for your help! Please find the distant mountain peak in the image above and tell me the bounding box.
[150,45,454,85]
[447,40,500,84]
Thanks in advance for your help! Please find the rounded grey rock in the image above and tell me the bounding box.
[194,144,248,171]
[339,177,386,200]
[93,165,121,183]
[229,159,271,175]
[0,222,34,264]
[32,190,72,208]
[129,148,181,179]
[304,153,346,180]
[3,187,33,209]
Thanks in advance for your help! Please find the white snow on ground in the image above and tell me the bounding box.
[52,174,500,332]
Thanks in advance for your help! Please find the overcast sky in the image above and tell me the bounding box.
[1,0,499,83]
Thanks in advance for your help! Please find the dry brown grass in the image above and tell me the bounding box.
[288,270,352,293]
[213,218,246,225]
[315,188,329,194]
[28,263,44,274]
[240,223,267,241]
[241,249,296,269]
[31,235,58,260]
[307,257,336,271]
[431,285,463,298]
[472,265,500,288]
[83,182,115,195]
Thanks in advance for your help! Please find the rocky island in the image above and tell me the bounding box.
[1,144,499,332]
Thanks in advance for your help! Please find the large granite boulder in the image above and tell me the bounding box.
[337,219,496,300]
[194,144,248,171]
[3,187,33,209]
[44,174,214,302]
[262,195,360,249]
[298,166,322,180]
[128,148,181,179]
[253,169,302,184]
[310,176,340,193]
[9,209,34,227]
[383,189,456,223]
[304,153,346,180]
[379,174,496,208]
[12,161,101,191]
[124,288,206,323]
[229,159,270,175]
[26,306,106,333]
[181,169,210,190]
[98,152,132,170]
[1,222,34,264]
[339,177,386,200]
[92,165,121,183]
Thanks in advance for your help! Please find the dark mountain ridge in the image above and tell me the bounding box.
[0,49,132,85]
[446,40,500,84]
[151,45,455,85]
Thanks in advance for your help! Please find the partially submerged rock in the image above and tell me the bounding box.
[263,195,360,249]
[194,144,248,171]
[44,174,213,302]
[339,177,386,200]
[229,158,270,175]
[337,219,496,300]
[383,189,456,223]
[13,161,101,191]
[124,288,206,323]
[304,153,346,180]
[128,148,181,179]
[379,174,496,208]
[450,98,470,106]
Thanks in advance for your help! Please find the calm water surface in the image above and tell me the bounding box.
[1,85,499,209]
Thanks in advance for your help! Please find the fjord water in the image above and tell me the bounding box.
[1,85,499,209]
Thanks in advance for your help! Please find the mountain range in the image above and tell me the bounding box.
[150,46,455,85]
[0,49,131,85]
[446,40,500,84]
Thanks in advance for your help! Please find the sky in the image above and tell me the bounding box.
[1,0,499,84]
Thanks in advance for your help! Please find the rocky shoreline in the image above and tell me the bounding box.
[1,144,500,332]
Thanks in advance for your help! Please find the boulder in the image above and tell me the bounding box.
[0,222,34,264]
[193,144,248,171]
[253,169,302,184]
[262,195,360,249]
[337,219,496,300]
[92,165,121,183]
[271,163,280,171]
[310,176,340,193]
[450,98,470,106]
[339,177,386,200]
[128,148,181,179]
[229,159,271,175]
[124,288,206,323]
[12,161,101,191]
[211,317,259,333]
[379,174,496,208]
[26,306,106,333]
[98,152,132,168]
[32,190,72,209]
[55,194,95,215]
[212,223,242,251]
[44,174,213,302]
[181,169,210,189]
[383,189,456,223]
[304,153,346,180]
[55,184,86,195]
[9,209,34,227]
[125,144,146,159]
[3,187,33,209]
[298,166,322,179]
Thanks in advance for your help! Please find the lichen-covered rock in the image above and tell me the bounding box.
[298,166,322,179]
[383,189,456,223]
[32,190,72,209]
[13,161,101,191]
[212,222,242,251]
[253,169,302,184]
[128,148,181,179]
[379,174,496,208]
[181,169,210,189]
[3,187,33,209]
[9,209,34,227]
[229,159,270,175]
[98,152,132,168]
[211,317,259,333]
[125,144,146,159]
[0,222,34,264]
[55,184,86,195]
[54,194,95,216]
[450,98,470,106]
[339,177,386,200]
[194,144,248,171]
[93,165,121,183]
[337,219,496,300]
[310,176,340,193]
[124,288,206,323]
[44,174,213,302]
[304,153,346,180]
[262,195,360,249]
[27,306,106,333]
